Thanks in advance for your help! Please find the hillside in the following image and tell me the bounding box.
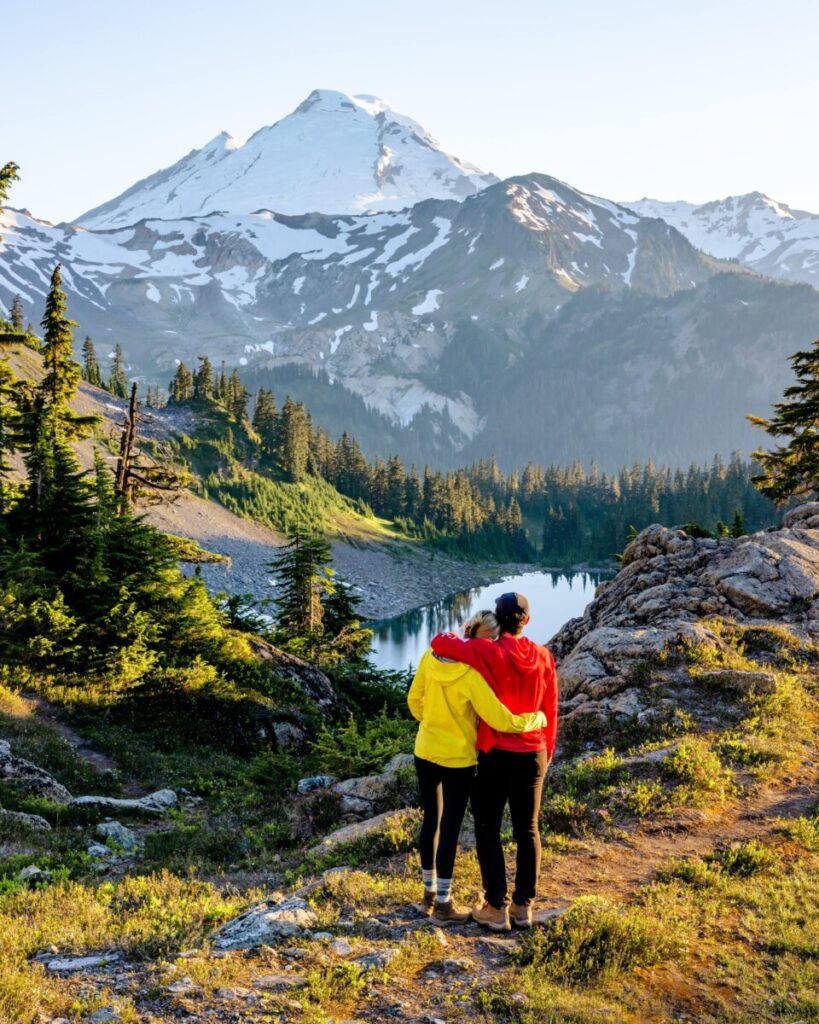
[0,508,816,1024]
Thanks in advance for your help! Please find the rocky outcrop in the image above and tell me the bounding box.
[210,896,318,950]
[0,740,72,803]
[551,505,819,730]
[69,789,178,816]
[298,752,415,822]
[247,637,348,716]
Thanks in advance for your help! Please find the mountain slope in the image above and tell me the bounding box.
[627,192,819,285]
[76,90,498,227]
[0,173,726,445]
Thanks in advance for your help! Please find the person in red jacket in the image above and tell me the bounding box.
[431,591,557,932]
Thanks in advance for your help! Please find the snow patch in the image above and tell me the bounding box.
[412,289,443,315]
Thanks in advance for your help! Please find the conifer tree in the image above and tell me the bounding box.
[194,356,213,401]
[81,336,102,387]
[227,369,248,421]
[169,362,194,403]
[277,397,309,481]
[0,357,18,514]
[749,338,819,502]
[9,295,24,333]
[253,388,278,457]
[270,527,334,636]
[108,343,128,398]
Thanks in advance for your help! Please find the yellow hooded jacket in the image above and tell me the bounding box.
[407,649,547,768]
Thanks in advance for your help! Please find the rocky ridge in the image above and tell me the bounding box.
[551,503,819,734]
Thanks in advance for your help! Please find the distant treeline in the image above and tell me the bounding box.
[161,356,776,564]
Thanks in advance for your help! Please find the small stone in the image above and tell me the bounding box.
[312,931,332,941]
[353,948,400,972]
[477,936,517,953]
[297,774,337,794]
[82,1009,121,1024]
[253,974,307,991]
[330,938,353,955]
[87,842,115,858]
[45,953,121,973]
[165,976,201,996]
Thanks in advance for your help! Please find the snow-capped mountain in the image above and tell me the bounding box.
[1,174,723,440]
[76,90,498,228]
[626,192,819,285]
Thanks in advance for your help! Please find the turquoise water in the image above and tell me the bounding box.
[369,570,604,672]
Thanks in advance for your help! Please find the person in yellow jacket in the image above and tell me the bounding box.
[407,611,547,926]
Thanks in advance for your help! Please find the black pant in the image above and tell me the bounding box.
[415,756,475,880]
[472,748,550,908]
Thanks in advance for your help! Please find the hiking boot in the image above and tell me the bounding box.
[471,901,511,932]
[414,890,435,917]
[510,901,533,928]
[431,900,471,926]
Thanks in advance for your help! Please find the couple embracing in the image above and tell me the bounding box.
[407,591,558,932]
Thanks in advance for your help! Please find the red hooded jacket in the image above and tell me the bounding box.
[429,632,557,757]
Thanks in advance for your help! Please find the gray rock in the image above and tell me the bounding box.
[82,1009,120,1024]
[0,740,72,804]
[165,976,201,996]
[477,935,517,954]
[310,809,415,854]
[45,953,122,973]
[330,937,353,955]
[381,753,414,774]
[18,865,50,882]
[333,772,399,806]
[70,788,178,815]
[211,897,318,949]
[253,974,307,991]
[297,774,338,794]
[0,807,51,831]
[353,948,400,972]
[87,842,115,858]
[96,820,139,851]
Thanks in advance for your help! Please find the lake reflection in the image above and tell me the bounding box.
[369,571,605,672]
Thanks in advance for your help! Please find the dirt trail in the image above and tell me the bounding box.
[21,693,145,796]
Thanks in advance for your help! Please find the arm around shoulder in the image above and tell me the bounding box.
[467,672,546,734]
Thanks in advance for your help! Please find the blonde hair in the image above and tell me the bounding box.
[463,610,499,639]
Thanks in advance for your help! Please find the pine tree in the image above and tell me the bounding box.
[194,356,213,401]
[227,369,248,421]
[277,397,309,481]
[253,388,278,457]
[9,295,24,333]
[749,338,819,503]
[81,336,102,387]
[270,528,334,636]
[108,343,128,398]
[169,362,194,403]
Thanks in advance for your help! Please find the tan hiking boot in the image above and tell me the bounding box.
[431,900,471,926]
[510,901,533,928]
[471,901,511,932]
[414,890,435,917]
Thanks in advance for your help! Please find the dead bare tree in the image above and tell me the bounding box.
[114,383,187,512]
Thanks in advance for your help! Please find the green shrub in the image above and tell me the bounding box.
[660,738,734,804]
[311,709,415,777]
[709,840,779,877]
[513,895,682,984]
[619,779,665,818]
[540,794,590,837]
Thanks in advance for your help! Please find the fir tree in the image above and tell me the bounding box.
[749,338,819,503]
[169,362,194,403]
[0,162,19,243]
[108,343,128,398]
[9,295,24,333]
[0,357,18,514]
[270,528,334,637]
[277,397,309,481]
[194,356,213,401]
[81,336,102,387]
[253,388,278,457]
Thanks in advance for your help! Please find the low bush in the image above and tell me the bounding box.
[512,895,683,984]
[311,709,415,778]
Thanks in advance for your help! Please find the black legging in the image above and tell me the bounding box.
[472,748,550,907]
[415,756,475,879]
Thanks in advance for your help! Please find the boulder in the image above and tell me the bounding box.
[382,753,415,773]
[211,896,318,950]
[70,788,177,815]
[297,774,338,794]
[18,865,50,883]
[42,952,122,973]
[0,740,72,804]
[96,820,139,851]
[247,636,347,714]
[310,809,414,854]
[0,807,51,831]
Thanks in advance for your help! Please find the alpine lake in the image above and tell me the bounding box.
[368,570,607,672]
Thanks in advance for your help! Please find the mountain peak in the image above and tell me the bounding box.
[76,91,496,228]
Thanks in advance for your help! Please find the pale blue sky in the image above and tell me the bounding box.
[7,0,819,223]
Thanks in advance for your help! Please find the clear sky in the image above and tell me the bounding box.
[6,0,819,223]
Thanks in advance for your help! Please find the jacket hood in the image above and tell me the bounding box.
[424,653,475,686]
[498,635,541,674]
